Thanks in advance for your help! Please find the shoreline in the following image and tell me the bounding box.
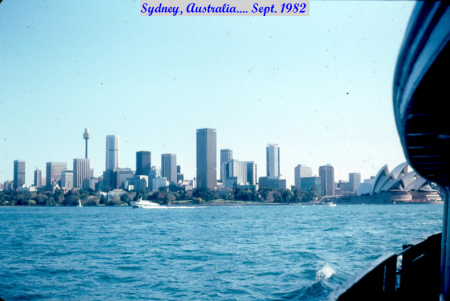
[0,201,444,208]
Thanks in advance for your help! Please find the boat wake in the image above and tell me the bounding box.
[140,206,200,209]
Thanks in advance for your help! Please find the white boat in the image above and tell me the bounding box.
[325,202,337,207]
[130,198,161,209]
[77,200,82,207]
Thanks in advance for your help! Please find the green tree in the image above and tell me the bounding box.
[99,194,107,205]
[193,187,212,201]
[120,193,131,203]
[53,189,64,205]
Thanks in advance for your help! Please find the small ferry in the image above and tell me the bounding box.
[130,198,161,209]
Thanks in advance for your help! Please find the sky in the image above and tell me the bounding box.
[0,0,416,187]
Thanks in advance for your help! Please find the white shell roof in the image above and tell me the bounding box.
[368,163,434,195]
[389,162,409,179]
[371,164,389,195]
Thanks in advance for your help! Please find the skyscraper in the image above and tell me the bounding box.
[46,162,67,187]
[223,160,248,187]
[34,168,42,187]
[13,160,25,190]
[136,151,151,176]
[266,144,280,178]
[220,149,233,182]
[294,164,313,190]
[61,170,73,190]
[246,161,258,186]
[73,158,91,188]
[319,165,335,196]
[196,128,217,189]
[349,173,361,192]
[105,135,119,171]
[161,154,177,184]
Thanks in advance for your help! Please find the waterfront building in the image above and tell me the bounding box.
[61,170,73,190]
[18,186,37,192]
[34,168,42,188]
[82,177,99,190]
[13,160,25,190]
[73,158,90,188]
[132,175,148,191]
[223,160,248,188]
[179,179,194,191]
[300,176,322,192]
[46,162,67,187]
[153,176,168,192]
[246,161,258,186]
[258,176,286,189]
[105,135,120,171]
[114,168,134,189]
[196,128,217,189]
[102,170,114,190]
[294,164,313,190]
[266,144,280,178]
[319,165,335,196]
[353,163,441,203]
[3,180,14,191]
[161,154,177,184]
[177,165,184,184]
[148,166,161,191]
[220,149,233,182]
[337,181,352,193]
[349,173,361,192]
[136,151,151,176]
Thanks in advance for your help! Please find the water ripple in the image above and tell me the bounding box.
[0,205,443,300]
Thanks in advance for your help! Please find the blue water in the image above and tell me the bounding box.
[0,204,443,300]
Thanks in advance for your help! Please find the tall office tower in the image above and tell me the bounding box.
[102,170,114,190]
[177,165,184,183]
[196,128,217,189]
[73,158,91,188]
[161,154,177,184]
[136,151,151,176]
[319,165,335,196]
[148,166,160,191]
[220,149,233,182]
[246,161,258,185]
[294,164,313,190]
[349,173,361,192]
[34,168,42,187]
[61,170,74,190]
[231,160,247,184]
[105,135,120,171]
[46,162,67,187]
[83,128,91,159]
[13,160,25,190]
[266,144,280,178]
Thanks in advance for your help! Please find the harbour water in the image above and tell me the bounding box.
[0,204,443,300]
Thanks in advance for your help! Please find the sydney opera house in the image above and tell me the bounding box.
[348,162,442,203]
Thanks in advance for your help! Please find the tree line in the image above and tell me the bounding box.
[0,186,319,206]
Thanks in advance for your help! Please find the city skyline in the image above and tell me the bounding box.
[3,129,395,190]
[0,1,414,187]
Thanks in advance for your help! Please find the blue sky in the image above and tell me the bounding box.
[0,1,415,187]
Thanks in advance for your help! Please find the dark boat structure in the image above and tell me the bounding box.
[327,2,450,300]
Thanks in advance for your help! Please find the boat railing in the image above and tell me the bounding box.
[326,232,442,300]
